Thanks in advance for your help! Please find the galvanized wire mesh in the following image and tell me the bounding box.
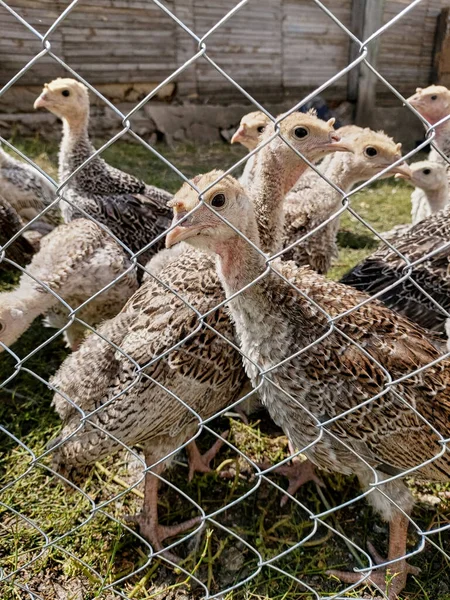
[0,1,449,599]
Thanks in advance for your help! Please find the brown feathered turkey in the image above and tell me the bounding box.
[167,170,450,599]
[48,112,349,555]
[34,78,172,269]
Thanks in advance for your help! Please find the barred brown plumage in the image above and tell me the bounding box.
[49,112,348,556]
[340,204,450,335]
[0,219,137,352]
[0,193,34,269]
[167,170,450,599]
[0,143,59,231]
[282,127,408,273]
[34,78,173,267]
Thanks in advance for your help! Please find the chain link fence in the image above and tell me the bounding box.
[1,1,449,599]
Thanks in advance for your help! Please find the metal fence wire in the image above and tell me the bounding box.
[0,0,449,599]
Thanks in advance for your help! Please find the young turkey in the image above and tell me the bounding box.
[48,112,349,555]
[234,117,408,273]
[167,171,450,600]
[407,84,450,187]
[34,78,172,267]
[282,128,409,273]
[0,219,137,352]
[230,111,270,150]
[0,193,34,270]
[397,160,449,224]
[0,143,59,233]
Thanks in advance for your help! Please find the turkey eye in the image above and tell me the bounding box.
[423,168,431,175]
[294,127,309,139]
[257,126,265,133]
[431,95,437,101]
[62,90,70,97]
[0,322,4,333]
[364,146,378,157]
[211,193,226,208]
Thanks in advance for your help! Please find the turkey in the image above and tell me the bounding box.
[398,159,449,225]
[282,127,409,273]
[34,78,172,268]
[167,170,450,600]
[48,112,349,555]
[231,111,270,150]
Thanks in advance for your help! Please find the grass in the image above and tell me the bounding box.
[0,137,449,600]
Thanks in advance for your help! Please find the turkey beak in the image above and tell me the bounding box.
[34,93,49,109]
[231,125,246,144]
[166,208,198,248]
[392,163,412,179]
[406,93,420,107]
[322,134,353,153]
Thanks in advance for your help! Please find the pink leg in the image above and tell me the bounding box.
[186,431,229,481]
[274,456,324,507]
[262,441,324,506]
[327,513,420,599]
[128,458,201,561]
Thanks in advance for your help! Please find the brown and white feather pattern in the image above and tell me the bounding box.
[58,128,172,264]
[340,204,450,334]
[0,193,34,269]
[282,164,341,273]
[0,219,137,350]
[48,112,350,486]
[35,78,172,266]
[50,246,246,475]
[0,145,59,229]
[222,252,450,519]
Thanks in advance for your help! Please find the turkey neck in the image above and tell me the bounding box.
[424,180,449,213]
[58,106,99,184]
[322,151,369,192]
[433,119,450,158]
[247,145,309,254]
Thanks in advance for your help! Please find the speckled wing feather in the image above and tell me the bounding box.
[0,150,59,227]
[59,136,172,266]
[66,191,171,262]
[340,205,450,334]
[50,247,246,472]
[30,219,122,295]
[0,194,34,268]
[282,170,340,274]
[252,261,450,481]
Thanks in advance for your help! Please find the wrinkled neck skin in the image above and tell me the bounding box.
[215,216,266,298]
[59,107,93,182]
[246,146,309,254]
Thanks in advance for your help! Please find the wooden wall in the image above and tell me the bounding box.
[0,0,446,111]
[433,7,450,88]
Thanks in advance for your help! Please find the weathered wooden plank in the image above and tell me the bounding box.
[356,0,386,126]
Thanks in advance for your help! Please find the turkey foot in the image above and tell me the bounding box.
[327,514,419,599]
[260,452,324,506]
[127,458,202,562]
[130,510,201,562]
[186,431,229,481]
